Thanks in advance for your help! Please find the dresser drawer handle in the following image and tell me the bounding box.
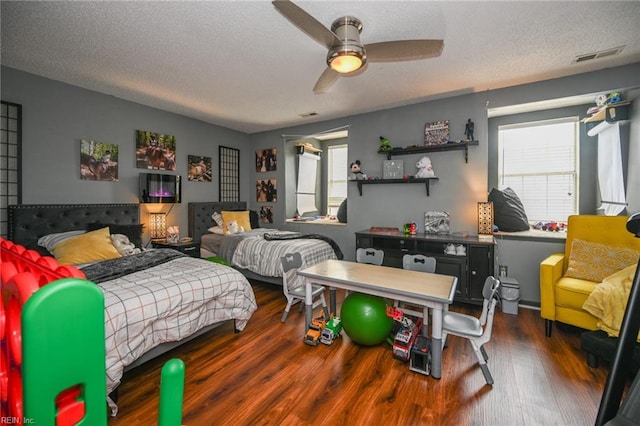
[183,246,196,251]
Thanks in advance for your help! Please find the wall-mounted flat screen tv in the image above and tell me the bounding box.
[139,173,181,203]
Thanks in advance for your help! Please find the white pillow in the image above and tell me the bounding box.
[212,212,224,227]
[208,226,224,235]
[38,230,86,253]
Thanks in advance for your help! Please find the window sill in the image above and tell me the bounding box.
[285,218,347,226]
[494,229,566,243]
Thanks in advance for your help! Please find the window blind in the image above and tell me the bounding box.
[498,117,579,222]
[296,152,320,215]
[327,144,348,212]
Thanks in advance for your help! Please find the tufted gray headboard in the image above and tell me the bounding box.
[188,201,246,244]
[8,203,140,255]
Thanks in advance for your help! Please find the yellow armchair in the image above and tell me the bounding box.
[540,215,640,337]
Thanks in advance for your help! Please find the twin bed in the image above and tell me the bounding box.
[8,201,339,411]
[7,203,258,408]
[188,201,341,285]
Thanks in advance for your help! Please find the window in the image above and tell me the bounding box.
[219,146,239,201]
[284,127,349,219]
[498,117,579,222]
[296,151,320,216]
[1,101,22,238]
[326,144,348,215]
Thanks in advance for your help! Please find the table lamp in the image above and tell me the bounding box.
[149,212,167,240]
[478,202,494,239]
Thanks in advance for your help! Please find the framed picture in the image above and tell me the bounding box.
[256,179,277,202]
[187,155,212,182]
[424,211,450,234]
[80,139,119,181]
[424,120,450,146]
[256,148,277,172]
[260,206,274,224]
[135,130,177,170]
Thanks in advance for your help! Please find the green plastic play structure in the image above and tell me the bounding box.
[21,279,187,425]
[22,278,108,425]
[2,238,186,425]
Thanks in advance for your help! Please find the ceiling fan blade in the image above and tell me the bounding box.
[272,0,340,49]
[365,40,444,62]
[313,67,340,94]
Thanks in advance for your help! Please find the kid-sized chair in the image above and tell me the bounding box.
[356,248,384,265]
[395,254,437,322]
[403,253,436,273]
[280,252,329,322]
[441,276,501,385]
[351,248,385,298]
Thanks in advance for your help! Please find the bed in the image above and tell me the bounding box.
[7,203,258,409]
[188,201,342,285]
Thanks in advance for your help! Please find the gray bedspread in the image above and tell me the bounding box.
[217,233,248,264]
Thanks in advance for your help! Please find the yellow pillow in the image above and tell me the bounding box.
[565,238,640,282]
[51,226,122,265]
[221,210,252,233]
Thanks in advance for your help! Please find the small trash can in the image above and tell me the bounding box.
[500,277,520,315]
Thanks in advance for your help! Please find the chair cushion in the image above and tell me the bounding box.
[555,276,598,311]
[443,312,483,337]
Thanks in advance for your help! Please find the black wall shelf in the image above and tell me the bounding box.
[380,140,479,163]
[350,177,439,197]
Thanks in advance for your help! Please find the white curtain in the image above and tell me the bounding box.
[595,122,626,215]
[296,152,320,215]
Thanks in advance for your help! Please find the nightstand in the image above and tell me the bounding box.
[151,240,201,258]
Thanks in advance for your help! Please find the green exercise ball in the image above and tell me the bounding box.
[340,292,393,346]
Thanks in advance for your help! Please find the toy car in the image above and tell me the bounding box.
[393,316,423,361]
[320,316,343,345]
[409,335,431,375]
[303,316,326,346]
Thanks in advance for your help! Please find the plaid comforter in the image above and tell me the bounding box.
[94,255,257,393]
[227,229,338,288]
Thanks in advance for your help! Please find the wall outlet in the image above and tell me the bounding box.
[499,265,508,277]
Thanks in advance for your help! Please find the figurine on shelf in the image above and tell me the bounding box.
[350,160,366,180]
[378,136,393,153]
[464,119,474,141]
[415,156,435,178]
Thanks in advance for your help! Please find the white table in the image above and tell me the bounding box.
[297,259,457,379]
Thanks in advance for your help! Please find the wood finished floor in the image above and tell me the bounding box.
[108,280,613,426]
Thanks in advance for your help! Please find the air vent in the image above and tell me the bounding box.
[574,46,625,63]
[299,112,318,118]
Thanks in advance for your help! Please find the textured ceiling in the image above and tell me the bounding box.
[2,1,640,134]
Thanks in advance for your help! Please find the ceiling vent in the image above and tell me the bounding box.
[574,46,625,63]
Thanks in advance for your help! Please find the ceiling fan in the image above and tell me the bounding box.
[272,0,444,93]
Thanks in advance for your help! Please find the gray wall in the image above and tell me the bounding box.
[627,88,640,213]
[1,66,252,241]
[3,62,640,305]
[248,63,640,305]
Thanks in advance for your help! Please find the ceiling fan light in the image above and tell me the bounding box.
[329,52,363,73]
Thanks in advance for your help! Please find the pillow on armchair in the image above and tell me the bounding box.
[565,239,640,282]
